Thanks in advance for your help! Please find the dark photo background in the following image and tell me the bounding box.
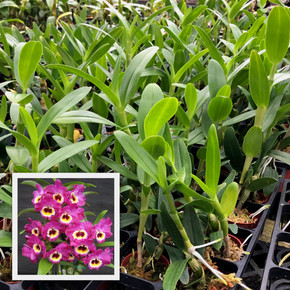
[17,177,115,275]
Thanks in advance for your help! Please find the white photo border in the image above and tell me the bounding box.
[12,172,120,281]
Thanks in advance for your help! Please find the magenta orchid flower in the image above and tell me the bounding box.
[66,184,86,207]
[46,179,68,205]
[57,205,85,225]
[34,195,61,220]
[45,242,71,264]
[73,240,96,257]
[24,218,43,237]
[42,220,65,241]
[32,184,46,206]
[83,248,113,270]
[65,221,93,244]
[22,235,46,263]
[92,218,112,244]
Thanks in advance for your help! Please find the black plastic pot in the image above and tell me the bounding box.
[120,229,138,260]
[261,179,290,290]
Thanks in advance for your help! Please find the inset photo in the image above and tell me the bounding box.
[12,173,119,281]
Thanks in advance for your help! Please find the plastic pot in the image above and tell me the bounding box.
[121,251,170,273]
[228,210,261,229]
[253,192,270,204]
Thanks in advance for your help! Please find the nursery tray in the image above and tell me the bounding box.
[261,179,290,290]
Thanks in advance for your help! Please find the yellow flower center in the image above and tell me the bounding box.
[50,252,62,262]
[47,228,59,239]
[33,244,41,253]
[76,245,89,255]
[89,258,102,269]
[60,213,72,224]
[73,230,87,240]
[41,206,55,217]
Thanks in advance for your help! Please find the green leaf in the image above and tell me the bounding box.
[97,241,114,247]
[97,156,138,181]
[206,124,220,195]
[0,230,12,247]
[160,201,185,251]
[46,64,119,107]
[223,110,256,126]
[0,1,18,8]
[158,156,168,189]
[246,177,277,191]
[141,209,161,215]
[0,95,7,123]
[18,208,35,217]
[208,59,226,99]
[120,213,139,228]
[194,26,227,74]
[0,203,11,219]
[37,258,53,275]
[228,223,238,234]
[17,41,43,91]
[53,136,92,172]
[224,127,244,172]
[182,5,207,27]
[144,98,178,138]
[173,49,208,83]
[114,131,159,183]
[38,140,97,172]
[37,87,91,144]
[138,83,164,140]
[6,146,30,166]
[182,199,214,214]
[141,136,166,160]
[209,230,223,250]
[184,83,197,120]
[220,182,239,218]
[174,139,192,186]
[208,96,233,123]
[21,180,38,187]
[19,107,38,146]
[243,126,263,157]
[191,174,214,198]
[176,105,190,129]
[183,205,204,256]
[265,6,290,64]
[249,50,270,107]
[119,46,159,108]
[143,233,157,256]
[163,259,190,290]
[229,0,248,21]
[14,166,31,173]
[53,110,116,127]
[0,121,37,156]
[0,188,12,205]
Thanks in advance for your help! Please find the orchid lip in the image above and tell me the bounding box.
[73,230,88,240]
[70,193,78,203]
[35,196,41,203]
[48,228,59,239]
[50,251,62,262]
[89,258,102,269]
[32,228,39,236]
[53,193,64,203]
[41,206,55,217]
[96,232,105,241]
[60,213,72,223]
[33,244,41,253]
[76,245,89,255]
